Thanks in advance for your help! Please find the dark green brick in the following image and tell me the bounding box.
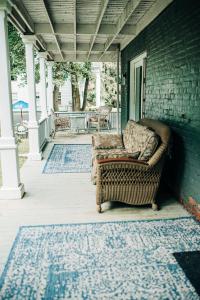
[121,0,200,203]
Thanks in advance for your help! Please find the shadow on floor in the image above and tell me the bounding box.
[101,188,179,213]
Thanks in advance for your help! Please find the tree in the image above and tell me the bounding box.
[8,23,26,82]
[8,23,93,111]
[52,62,92,111]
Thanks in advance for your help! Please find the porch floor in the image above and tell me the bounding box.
[0,132,189,275]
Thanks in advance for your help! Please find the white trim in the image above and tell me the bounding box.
[129,52,147,121]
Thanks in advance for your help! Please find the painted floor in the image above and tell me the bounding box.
[0,131,189,275]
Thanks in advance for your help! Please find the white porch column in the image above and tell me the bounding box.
[39,52,48,119]
[47,61,54,113]
[0,3,24,199]
[23,35,42,160]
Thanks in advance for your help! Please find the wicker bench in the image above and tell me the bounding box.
[91,118,171,213]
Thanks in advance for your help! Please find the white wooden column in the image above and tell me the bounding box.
[39,52,48,119]
[0,3,24,199]
[23,36,42,160]
[47,61,54,113]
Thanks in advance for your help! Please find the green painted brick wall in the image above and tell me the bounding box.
[121,0,200,203]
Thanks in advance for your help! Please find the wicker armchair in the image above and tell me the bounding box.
[92,119,171,213]
[88,106,112,131]
[51,109,70,137]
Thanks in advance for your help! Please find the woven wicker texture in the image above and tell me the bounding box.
[92,119,171,212]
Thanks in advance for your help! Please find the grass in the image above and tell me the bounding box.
[0,138,29,186]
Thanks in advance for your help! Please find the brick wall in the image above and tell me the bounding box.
[121,0,200,207]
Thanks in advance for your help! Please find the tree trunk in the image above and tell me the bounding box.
[71,74,81,111]
[53,85,59,111]
[81,77,89,111]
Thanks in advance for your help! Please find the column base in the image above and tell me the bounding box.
[0,183,25,200]
[28,152,43,161]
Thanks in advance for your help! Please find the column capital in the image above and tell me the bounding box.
[0,0,11,13]
[38,51,48,59]
[21,34,37,45]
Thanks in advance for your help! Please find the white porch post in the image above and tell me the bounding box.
[47,61,54,112]
[0,2,24,199]
[39,52,48,119]
[23,35,42,160]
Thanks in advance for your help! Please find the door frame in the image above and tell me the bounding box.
[129,51,147,121]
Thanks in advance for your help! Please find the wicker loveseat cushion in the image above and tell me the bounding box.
[95,149,140,160]
[123,120,159,161]
[139,134,159,160]
[93,133,124,149]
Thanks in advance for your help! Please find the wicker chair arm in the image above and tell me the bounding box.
[148,143,167,167]
[96,160,161,186]
[97,159,149,171]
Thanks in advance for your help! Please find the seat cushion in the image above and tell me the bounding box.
[93,133,124,149]
[93,149,140,160]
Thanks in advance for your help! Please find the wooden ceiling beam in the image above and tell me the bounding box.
[34,23,136,36]
[46,42,119,52]
[87,0,109,60]
[74,0,76,60]
[41,0,64,61]
[54,53,117,62]
[99,0,142,60]
[120,0,174,50]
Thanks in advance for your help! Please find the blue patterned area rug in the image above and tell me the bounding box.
[0,217,200,299]
[43,144,92,173]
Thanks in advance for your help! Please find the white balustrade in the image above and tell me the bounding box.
[38,118,47,150]
[54,110,121,131]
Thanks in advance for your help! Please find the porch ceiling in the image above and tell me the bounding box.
[8,0,173,62]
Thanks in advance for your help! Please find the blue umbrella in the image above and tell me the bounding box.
[12,100,29,110]
[12,100,29,124]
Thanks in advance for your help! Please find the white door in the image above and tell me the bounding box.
[129,52,147,121]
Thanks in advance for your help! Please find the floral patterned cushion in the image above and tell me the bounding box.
[139,134,159,160]
[94,149,140,160]
[93,134,124,149]
[123,120,159,160]
[123,120,147,153]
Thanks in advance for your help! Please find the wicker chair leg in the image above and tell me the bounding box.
[152,203,159,211]
[96,204,102,213]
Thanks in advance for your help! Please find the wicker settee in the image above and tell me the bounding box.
[91,118,171,213]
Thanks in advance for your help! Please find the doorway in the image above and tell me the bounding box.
[129,52,147,121]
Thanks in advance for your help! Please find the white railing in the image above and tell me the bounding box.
[47,113,55,137]
[54,110,121,131]
[39,117,47,150]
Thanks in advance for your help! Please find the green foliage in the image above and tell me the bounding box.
[8,23,92,88]
[52,61,92,86]
[8,23,26,82]
[101,62,118,107]
[87,91,96,103]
